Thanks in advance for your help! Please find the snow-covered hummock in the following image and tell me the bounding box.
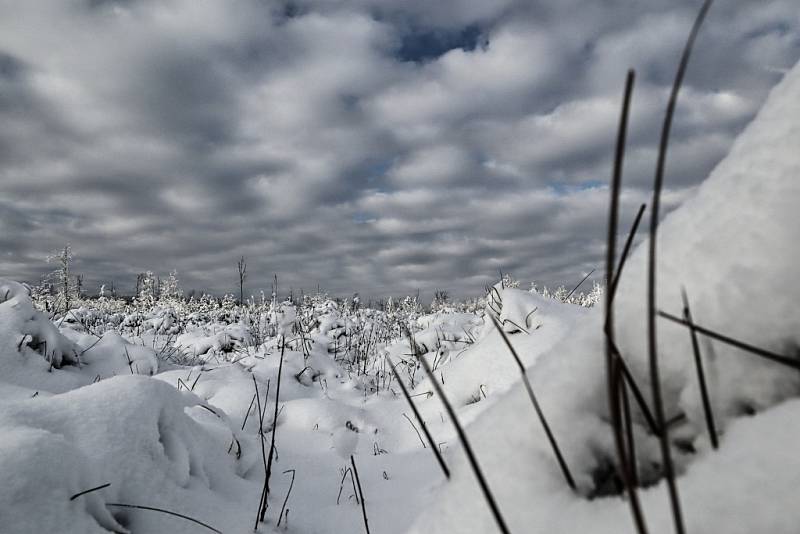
[0,280,77,368]
[389,293,586,415]
[0,376,257,534]
[409,60,800,533]
[175,323,252,360]
[0,280,157,397]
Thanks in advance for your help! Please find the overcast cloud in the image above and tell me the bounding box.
[0,0,798,299]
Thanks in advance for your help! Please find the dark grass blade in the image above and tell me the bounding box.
[647,2,713,533]
[402,413,427,448]
[620,379,639,487]
[277,469,296,527]
[241,392,257,431]
[524,307,538,329]
[405,327,511,534]
[70,482,111,501]
[106,503,222,534]
[564,268,596,302]
[350,455,371,534]
[665,412,687,429]
[608,338,660,437]
[252,375,269,530]
[658,310,800,371]
[501,318,530,334]
[489,314,576,490]
[681,289,718,449]
[389,356,450,478]
[336,467,359,506]
[605,69,649,534]
[259,338,286,522]
[608,203,647,304]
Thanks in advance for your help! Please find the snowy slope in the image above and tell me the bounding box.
[409,59,800,534]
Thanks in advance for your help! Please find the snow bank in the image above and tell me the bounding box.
[411,59,800,533]
[0,376,256,533]
[1,426,125,533]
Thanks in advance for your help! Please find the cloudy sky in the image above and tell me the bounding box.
[0,0,798,299]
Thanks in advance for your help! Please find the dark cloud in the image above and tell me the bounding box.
[0,0,797,299]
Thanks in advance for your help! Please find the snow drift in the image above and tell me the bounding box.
[410,59,800,534]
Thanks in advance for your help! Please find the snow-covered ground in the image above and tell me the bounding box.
[411,57,800,534]
[2,275,571,534]
[0,57,798,534]
[0,261,596,534]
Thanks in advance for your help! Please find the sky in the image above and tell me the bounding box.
[0,0,798,299]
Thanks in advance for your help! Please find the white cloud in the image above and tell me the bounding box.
[0,0,797,297]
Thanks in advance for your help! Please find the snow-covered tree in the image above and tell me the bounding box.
[500,272,521,289]
[137,270,157,307]
[431,289,450,312]
[159,270,182,303]
[46,244,78,313]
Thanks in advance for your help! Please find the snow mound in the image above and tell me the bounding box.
[0,279,78,369]
[0,279,159,395]
[175,325,251,360]
[381,292,585,415]
[0,375,255,533]
[411,59,800,533]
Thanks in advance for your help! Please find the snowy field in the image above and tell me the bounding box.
[1,55,799,534]
[0,2,800,534]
